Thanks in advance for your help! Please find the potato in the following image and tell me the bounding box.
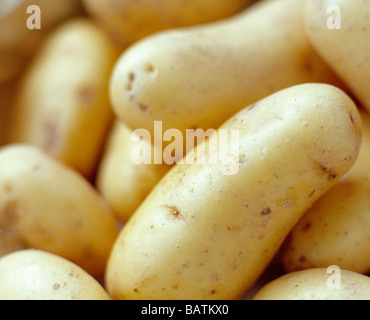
[0,249,111,300]
[82,0,256,47]
[9,18,120,178]
[305,0,370,114]
[252,268,370,300]
[281,109,370,275]
[105,83,361,300]
[0,0,82,85]
[0,144,119,277]
[96,120,170,223]
[110,0,345,154]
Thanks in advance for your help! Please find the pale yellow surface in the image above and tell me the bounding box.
[282,110,370,275]
[110,0,345,155]
[253,268,370,300]
[0,144,119,277]
[9,18,120,178]
[305,0,370,113]
[96,120,170,223]
[0,249,111,300]
[82,0,256,47]
[106,83,361,300]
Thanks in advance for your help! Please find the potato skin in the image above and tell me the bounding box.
[0,249,111,300]
[105,83,361,300]
[281,110,370,275]
[0,144,119,277]
[305,0,370,114]
[0,0,82,85]
[252,268,370,300]
[82,0,255,47]
[110,0,344,151]
[96,120,170,223]
[9,18,120,178]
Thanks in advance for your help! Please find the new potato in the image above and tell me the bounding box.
[106,83,361,300]
[110,0,344,153]
[305,0,370,114]
[96,120,170,223]
[9,18,120,178]
[0,249,111,300]
[82,0,256,47]
[0,144,119,277]
[253,268,370,300]
[281,110,370,275]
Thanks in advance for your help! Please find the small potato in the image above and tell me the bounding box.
[105,83,361,300]
[82,0,256,47]
[0,0,82,85]
[252,268,370,300]
[110,0,344,154]
[0,249,111,300]
[305,0,370,114]
[281,110,370,275]
[96,120,170,223]
[0,144,119,277]
[9,18,120,178]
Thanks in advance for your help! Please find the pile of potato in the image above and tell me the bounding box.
[0,0,369,300]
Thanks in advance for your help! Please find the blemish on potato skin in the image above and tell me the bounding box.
[261,207,272,216]
[0,200,20,226]
[320,163,337,181]
[302,222,311,231]
[162,204,181,217]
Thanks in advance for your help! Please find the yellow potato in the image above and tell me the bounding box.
[0,249,111,300]
[96,120,170,223]
[253,268,370,300]
[281,109,370,275]
[0,144,119,277]
[82,0,256,47]
[110,0,344,154]
[105,83,361,300]
[0,0,82,85]
[305,0,370,114]
[9,18,120,178]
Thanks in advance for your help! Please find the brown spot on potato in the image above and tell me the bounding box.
[302,222,311,231]
[261,207,272,216]
[144,64,155,73]
[162,205,181,217]
[53,283,60,290]
[78,86,96,106]
[138,103,150,113]
[1,200,20,226]
[309,189,316,198]
[320,163,337,181]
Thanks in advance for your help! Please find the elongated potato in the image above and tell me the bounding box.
[0,0,82,85]
[253,268,370,300]
[0,144,119,277]
[9,18,120,178]
[281,110,370,275]
[110,0,344,153]
[96,120,170,223]
[0,249,111,300]
[305,0,370,114]
[82,0,256,47]
[105,83,361,300]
